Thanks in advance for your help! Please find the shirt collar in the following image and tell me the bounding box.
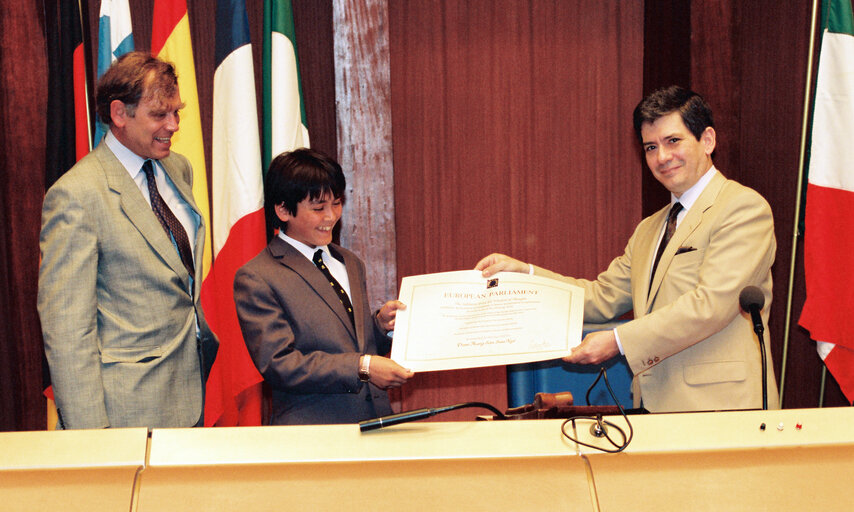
[278,231,329,262]
[671,165,717,212]
[105,129,150,179]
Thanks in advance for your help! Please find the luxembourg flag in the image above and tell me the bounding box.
[799,0,854,404]
[201,0,266,426]
[263,0,310,170]
[93,0,134,147]
[151,0,212,279]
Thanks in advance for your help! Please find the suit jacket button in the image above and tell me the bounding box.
[647,359,654,365]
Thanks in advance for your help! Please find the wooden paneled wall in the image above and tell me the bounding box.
[387,0,644,418]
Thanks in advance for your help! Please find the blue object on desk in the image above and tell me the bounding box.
[506,322,633,408]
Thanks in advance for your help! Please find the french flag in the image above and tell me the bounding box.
[201,0,266,426]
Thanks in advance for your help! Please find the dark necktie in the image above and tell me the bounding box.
[649,202,683,294]
[313,249,355,328]
[142,160,195,279]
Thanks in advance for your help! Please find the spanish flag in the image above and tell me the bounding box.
[151,0,212,280]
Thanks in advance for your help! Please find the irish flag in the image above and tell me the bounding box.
[201,0,266,426]
[93,0,134,147]
[151,0,212,279]
[800,0,854,403]
[263,0,310,171]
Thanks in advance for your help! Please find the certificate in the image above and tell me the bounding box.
[390,270,584,372]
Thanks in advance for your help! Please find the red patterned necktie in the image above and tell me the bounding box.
[142,160,195,279]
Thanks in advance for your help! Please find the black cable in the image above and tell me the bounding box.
[561,367,633,453]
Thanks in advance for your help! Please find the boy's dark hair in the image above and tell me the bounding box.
[265,148,346,237]
[632,85,715,143]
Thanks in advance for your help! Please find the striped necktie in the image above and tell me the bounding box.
[313,249,355,328]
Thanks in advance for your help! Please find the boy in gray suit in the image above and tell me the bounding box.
[234,149,412,425]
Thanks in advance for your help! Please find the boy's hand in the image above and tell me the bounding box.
[369,356,414,388]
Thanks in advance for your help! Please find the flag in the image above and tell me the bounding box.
[263,0,310,172]
[93,0,134,147]
[201,0,266,426]
[151,0,212,279]
[799,0,854,403]
[42,0,94,422]
[45,0,91,183]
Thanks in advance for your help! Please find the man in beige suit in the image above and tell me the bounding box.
[477,86,778,412]
[38,52,218,429]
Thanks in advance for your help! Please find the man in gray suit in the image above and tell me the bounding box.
[234,149,412,425]
[38,51,218,429]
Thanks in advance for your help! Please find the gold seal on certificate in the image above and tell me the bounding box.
[390,270,584,372]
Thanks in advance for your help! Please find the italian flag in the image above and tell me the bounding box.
[800,0,854,404]
[201,0,266,426]
[151,0,212,279]
[263,0,310,171]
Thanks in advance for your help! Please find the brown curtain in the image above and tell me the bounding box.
[0,1,50,430]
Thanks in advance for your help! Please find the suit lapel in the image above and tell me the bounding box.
[645,172,726,309]
[636,206,669,311]
[160,155,205,298]
[270,239,358,345]
[98,144,191,291]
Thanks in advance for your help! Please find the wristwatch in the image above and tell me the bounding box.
[358,354,372,383]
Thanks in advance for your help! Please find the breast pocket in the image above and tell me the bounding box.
[667,247,705,290]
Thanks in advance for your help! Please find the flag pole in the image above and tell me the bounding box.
[780,0,821,407]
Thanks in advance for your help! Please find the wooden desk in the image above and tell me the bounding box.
[139,420,591,511]
[4,408,852,511]
[0,428,148,511]
[573,407,854,511]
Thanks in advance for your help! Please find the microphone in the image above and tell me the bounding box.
[739,285,767,410]
[739,285,765,335]
[359,402,506,432]
[359,406,453,432]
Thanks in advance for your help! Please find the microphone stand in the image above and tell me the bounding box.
[359,402,506,432]
[757,327,768,411]
[740,286,768,411]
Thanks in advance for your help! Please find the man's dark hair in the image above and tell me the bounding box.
[633,85,714,143]
[265,148,347,237]
[95,51,178,125]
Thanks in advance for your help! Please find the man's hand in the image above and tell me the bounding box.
[563,330,619,365]
[474,253,529,277]
[376,300,406,331]
[369,356,414,388]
